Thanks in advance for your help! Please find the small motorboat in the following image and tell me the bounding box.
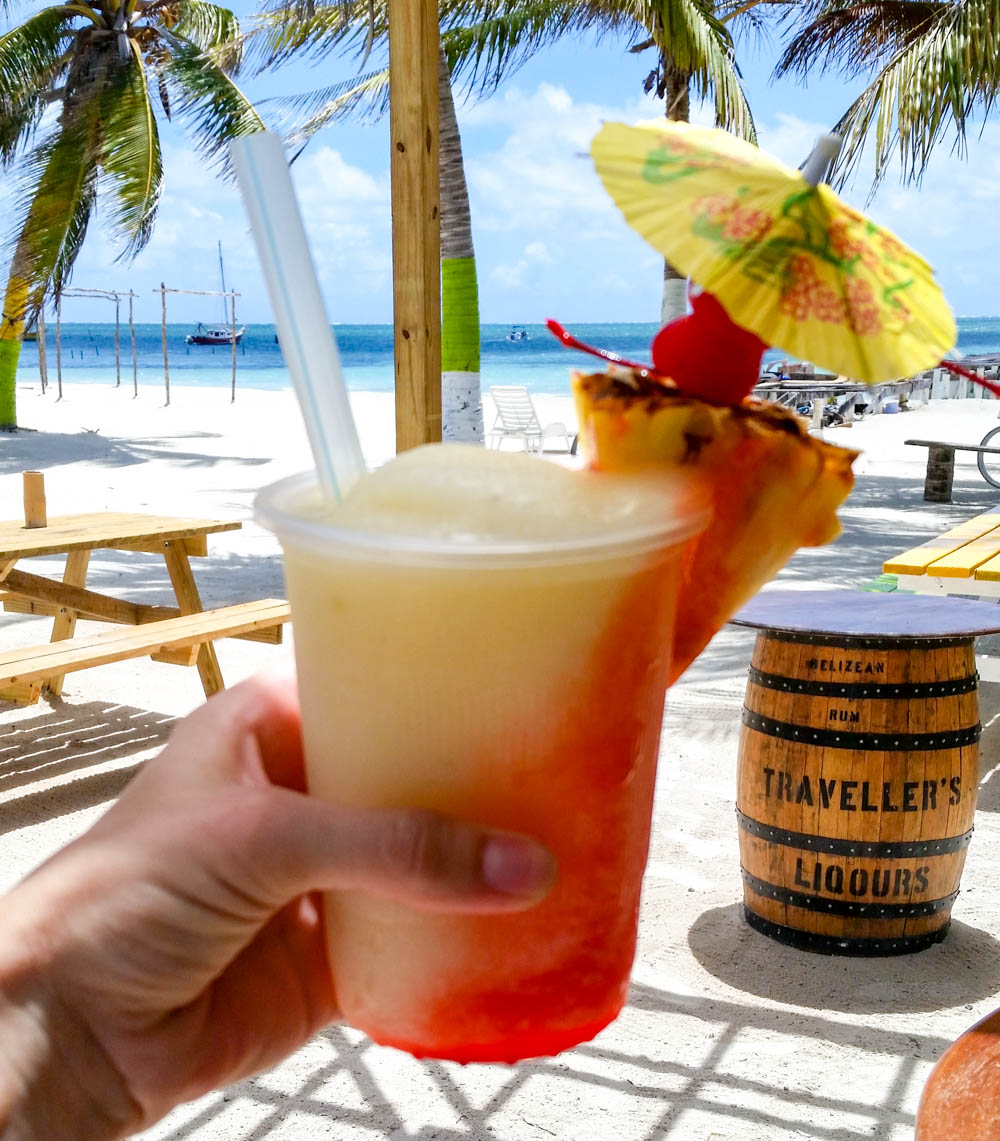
[186,323,245,346]
[506,325,529,342]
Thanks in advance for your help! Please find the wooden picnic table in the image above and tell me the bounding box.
[0,510,288,703]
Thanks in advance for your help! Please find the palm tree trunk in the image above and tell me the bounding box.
[0,233,31,429]
[438,42,483,443]
[661,55,692,324]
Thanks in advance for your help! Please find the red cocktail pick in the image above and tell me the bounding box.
[548,290,767,406]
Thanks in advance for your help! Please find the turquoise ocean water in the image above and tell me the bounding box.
[15,318,1000,395]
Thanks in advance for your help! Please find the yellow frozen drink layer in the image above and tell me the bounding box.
[257,444,707,1061]
[300,443,698,544]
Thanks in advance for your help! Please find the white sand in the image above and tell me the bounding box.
[4,380,1000,1140]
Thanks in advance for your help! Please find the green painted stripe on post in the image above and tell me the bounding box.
[0,338,21,426]
[441,256,480,374]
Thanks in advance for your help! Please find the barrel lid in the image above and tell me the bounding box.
[731,589,1000,639]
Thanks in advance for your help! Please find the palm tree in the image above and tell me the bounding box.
[0,0,264,429]
[774,0,995,189]
[254,0,755,443]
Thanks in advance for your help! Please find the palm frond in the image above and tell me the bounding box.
[653,0,756,140]
[250,0,376,69]
[263,67,388,141]
[509,0,755,139]
[98,40,163,257]
[160,33,266,172]
[776,0,944,80]
[439,2,597,93]
[829,0,1000,188]
[5,83,104,316]
[0,7,71,167]
[719,0,777,54]
[172,0,244,72]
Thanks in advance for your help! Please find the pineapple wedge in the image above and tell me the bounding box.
[573,369,859,682]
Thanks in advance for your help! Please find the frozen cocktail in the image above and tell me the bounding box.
[257,444,707,1063]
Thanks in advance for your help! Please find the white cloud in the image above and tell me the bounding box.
[490,240,555,289]
[524,241,552,263]
[292,146,392,298]
[463,82,663,236]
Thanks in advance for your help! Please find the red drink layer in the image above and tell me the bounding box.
[326,563,679,1062]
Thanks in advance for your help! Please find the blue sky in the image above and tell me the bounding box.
[3,10,998,325]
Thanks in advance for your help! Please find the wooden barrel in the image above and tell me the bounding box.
[737,628,980,956]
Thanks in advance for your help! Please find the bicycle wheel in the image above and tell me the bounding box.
[978,425,1000,488]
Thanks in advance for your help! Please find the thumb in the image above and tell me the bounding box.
[233,787,557,914]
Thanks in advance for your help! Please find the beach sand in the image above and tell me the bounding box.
[4,380,1000,1140]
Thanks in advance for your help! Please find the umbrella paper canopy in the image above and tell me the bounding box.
[591,121,956,384]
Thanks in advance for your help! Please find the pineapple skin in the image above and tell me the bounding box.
[572,370,858,682]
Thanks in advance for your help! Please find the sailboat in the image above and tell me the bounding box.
[186,242,245,346]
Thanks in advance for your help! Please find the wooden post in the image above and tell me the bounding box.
[129,294,137,397]
[22,471,46,528]
[160,283,170,406]
[230,293,237,403]
[36,310,47,394]
[925,445,956,503]
[810,399,824,430]
[114,294,121,387]
[388,0,442,452]
[55,289,63,400]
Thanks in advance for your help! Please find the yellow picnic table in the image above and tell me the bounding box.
[884,508,1000,681]
[0,510,289,704]
[884,508,1000,598]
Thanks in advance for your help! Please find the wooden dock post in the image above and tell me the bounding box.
[129,294,137,397]
[389,0,442,452]
[160,282,170,406]
[55,289,63,400]
[114,294,121,388]
[36,310,47,394]
[230,292,238,403]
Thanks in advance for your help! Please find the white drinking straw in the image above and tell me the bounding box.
[230,131,365,502]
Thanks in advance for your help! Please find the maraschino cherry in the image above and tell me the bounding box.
[650,290,767,406]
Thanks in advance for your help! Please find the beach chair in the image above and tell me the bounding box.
[487,386,573,453]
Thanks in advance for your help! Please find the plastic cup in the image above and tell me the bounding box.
[256,458,706,1063]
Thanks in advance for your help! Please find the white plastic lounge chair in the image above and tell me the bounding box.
[487,386,573,453]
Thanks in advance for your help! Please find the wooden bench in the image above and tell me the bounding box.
[905,438,1000,502]
[0,599,290,703]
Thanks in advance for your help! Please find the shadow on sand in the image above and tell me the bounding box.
[689,905,1000,1014]
[0,697,175,833]
[0,428,270,474]
[158,978,945,1141]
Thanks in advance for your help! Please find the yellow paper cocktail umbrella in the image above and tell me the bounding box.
[591,120,956,383]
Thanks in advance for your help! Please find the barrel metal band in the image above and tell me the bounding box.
[759,629,973,651]
[736,810,974,858]
[742,708,981,751]
[741,869,959,919]
[747,666,978,700]
[743,907,950,958]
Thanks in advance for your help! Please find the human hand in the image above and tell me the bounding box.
[0,674,554,1139]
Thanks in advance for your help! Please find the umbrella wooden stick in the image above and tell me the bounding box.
[388,0,442,451]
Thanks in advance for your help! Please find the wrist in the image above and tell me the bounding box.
[0,891,141,1141]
